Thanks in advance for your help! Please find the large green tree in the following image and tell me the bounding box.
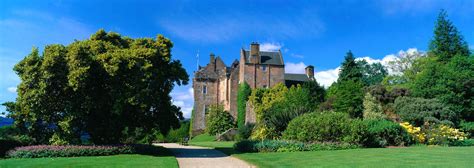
[4,29,189,144]
[429,10,470,62]
[409,10,474,123]
[338,50,362,82]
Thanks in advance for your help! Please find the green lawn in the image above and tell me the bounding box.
[0,146,178,168]
[235,146,474,168]
[188,140,474,168]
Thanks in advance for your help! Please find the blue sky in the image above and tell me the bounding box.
[1,0,474,118]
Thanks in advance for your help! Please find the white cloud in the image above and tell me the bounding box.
[315,67,340,88]
[171,87,194,119]
[260,43,283,51]
[285,62,306,74]
[7,87,17,93]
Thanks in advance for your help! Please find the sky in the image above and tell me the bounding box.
[1,0,474,118]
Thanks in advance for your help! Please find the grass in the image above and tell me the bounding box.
[188,139,474,167]
[234,146,474,168]
[0,146,178,168]
[189,133,215,143]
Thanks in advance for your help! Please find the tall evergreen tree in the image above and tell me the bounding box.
[429,9,470,62]
[338,50,362,82]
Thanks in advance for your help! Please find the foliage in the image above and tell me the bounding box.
[248,83,288,140]
[205,105,235,136]
[4,29,189,144]
[363,120,410,147]
[262,85,313,137]
[302,80,326,108]
[283,112,354,143]
[362,93,386,120]
[394,97,456,126]
[158,121,190,143]
[327,80,365,118]
[236,123,254,141]
[234,140,359,153]
[448,139,474,146]
[358,60,388,86]
[460,121,474,138]
[429,10,470,62]
[400,122,468,145]
[6,145,133,158]
[237,82,251,129]
[338,50,362,82]
[400,122,426,144]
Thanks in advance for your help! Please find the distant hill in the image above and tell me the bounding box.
[0,117,13,127]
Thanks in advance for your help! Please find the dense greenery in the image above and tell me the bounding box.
[283,112,355,143]
[234,140,358,153]
[3,30,189,145]
[237,82,251,129]
[205,105,235,135]
[302,80,326,108]
[394,97,455,126]
[363,119,410,147]
[327,80,365,118]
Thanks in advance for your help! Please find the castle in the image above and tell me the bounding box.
[191,42,315,135]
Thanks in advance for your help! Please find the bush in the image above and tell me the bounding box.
[394,97,456,126]
[363,120,410,147]
[1,139,23,158]
[236,124,254,141]
[460,121,474,138]
[448,139,474,146]
[6,145,134,158]
[164,121,190,143]
[283,112,353,143]
[205,105,235,136]
[233,140,359,153]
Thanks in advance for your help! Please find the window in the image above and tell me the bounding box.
[203,105,208,114]
[202,85,207,94]
[262,65,267,71]
[263,85,267,88]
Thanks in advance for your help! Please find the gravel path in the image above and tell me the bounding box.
[156,143,255,168]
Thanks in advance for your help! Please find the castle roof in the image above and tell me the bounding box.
[243,50,283,65]
[284,73,311,82]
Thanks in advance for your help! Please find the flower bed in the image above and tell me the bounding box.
[6,145,135,158]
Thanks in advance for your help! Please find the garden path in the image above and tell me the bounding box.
[156,143,254,168]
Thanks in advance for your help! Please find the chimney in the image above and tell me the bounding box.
[305,65,314,80]
[210,53,216,71]
[250,42,260,64]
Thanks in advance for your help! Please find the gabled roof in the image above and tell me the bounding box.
[243,50,283,65]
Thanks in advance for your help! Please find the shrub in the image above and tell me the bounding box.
[362,93,386,120]
[236,123,254,141]
[233,140,359,153]
[237,82,251,129]
[263,86,313,137]
[1,139,23,158]
[164,121,190,143]
[363,120,410,147]
[400,122,468,145]
[394,97,456,126]
[6,145,134,158]
[283,112,353,143]
[448,139,474,146]
[460,121,474,138]
[205,105,235,136]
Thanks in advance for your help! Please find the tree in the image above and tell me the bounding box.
[205,105,235,136]
[237,82,251,129]
[338,50,362,82]
[358,60,388,86]
[362,93,385,120]
[5,29,189,144]
[329,80,365,118]
[429,9,470,62]
[302,80,326,108]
